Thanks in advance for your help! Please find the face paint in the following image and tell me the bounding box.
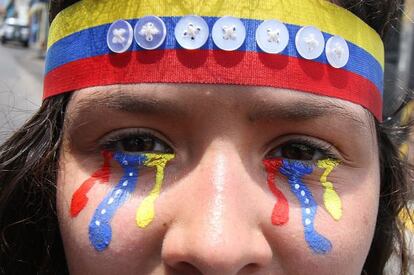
[317,159,342,221]
[89,153,146,251]
[280,160,332,254]
[70,151,113,217]
[263,159,289,225]
[136,153,175,228]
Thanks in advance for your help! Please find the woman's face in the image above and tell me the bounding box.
[57,84,380,275]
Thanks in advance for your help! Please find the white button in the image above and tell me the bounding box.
[134,15,167,50]
[326,35,349,68]
[107,20,134,53]
[295,26,325,60]
[175,15,209,50]
[212,16,246,51]
[256,20,289,54]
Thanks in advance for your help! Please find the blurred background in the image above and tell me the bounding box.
[0,0,47,143]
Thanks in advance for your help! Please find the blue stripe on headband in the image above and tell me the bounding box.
[46,16,384,93]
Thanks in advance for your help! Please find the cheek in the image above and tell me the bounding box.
[56,153,174,274]
[262,161,379,274]
[57,151,379,274]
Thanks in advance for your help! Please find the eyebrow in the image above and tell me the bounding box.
[69,89,368,129]
[248,96,367,128]
[73,91,188,117]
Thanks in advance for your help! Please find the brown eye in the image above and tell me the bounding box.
[266,141,325,161]
[101,130,173,154]
[120,136,155,153]
[115,134,173,154]
[281,143,316,161]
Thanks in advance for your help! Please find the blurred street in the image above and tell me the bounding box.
[0,42,42,143]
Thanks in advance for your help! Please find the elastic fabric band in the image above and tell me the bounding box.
[48,0,384,68]
[45,0,385,120]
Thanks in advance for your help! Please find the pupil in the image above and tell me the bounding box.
[281,144,315,160]
[121,137,154,152]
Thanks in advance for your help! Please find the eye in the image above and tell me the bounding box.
[266,138,336,161]
[100,129,173,154]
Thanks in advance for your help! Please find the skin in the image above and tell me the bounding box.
[57,84,380,275]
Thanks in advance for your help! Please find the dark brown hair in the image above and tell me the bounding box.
[0,0,411,274]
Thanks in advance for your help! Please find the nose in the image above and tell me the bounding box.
[162,145,272,275]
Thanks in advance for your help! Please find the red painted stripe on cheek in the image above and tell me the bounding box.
[263,159,289,225]
[70,151,113,217]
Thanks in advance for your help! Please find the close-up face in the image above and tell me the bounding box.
[2,0,414,274]
[57,84,380,275]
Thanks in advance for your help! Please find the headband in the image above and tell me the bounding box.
[45,0,384,120]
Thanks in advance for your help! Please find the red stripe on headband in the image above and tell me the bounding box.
[44,49,382,120]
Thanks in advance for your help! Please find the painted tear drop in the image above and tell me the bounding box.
[280,160,332,254]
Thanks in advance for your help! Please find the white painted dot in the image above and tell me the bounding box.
[294,184,300,190]
[95,220,101,226]
[122,160,129,166]
[306,208,311,214]
[305,218,311,225]
[305,198,310,204]
[108,197,114,205]
[101,209,106,215]
[129,172,133,177]
[122,180,128,187]
[115,190,122,196]
[301,190,306,196]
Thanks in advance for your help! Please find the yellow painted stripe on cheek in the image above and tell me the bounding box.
[317,159,342,221]
[136,153,175,228]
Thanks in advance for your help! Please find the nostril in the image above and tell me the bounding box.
[242,263,262,273]
[167,261,203,275]
[166,261,262,275]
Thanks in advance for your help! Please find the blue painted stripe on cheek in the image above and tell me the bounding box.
[89,153,147,251]
[280,160,332,254]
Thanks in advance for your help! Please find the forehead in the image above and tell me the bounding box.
[68,84,373,128]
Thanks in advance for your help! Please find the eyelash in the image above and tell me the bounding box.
[98,129,338,163]
[266,137,339,162]
[99,129,174,154]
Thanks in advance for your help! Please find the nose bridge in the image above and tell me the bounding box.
[207,151,232,245]
[162,142,272,274]
[197,141,250,245]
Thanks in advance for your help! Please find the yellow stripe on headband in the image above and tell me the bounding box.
[48,0,384,68]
